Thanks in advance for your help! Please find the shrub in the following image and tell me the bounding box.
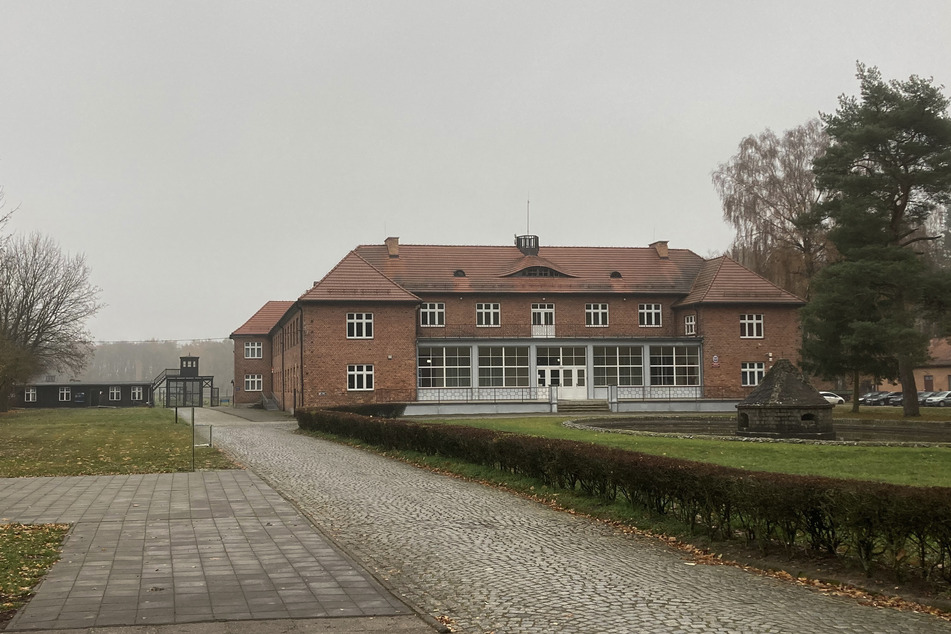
[296,408,951,583]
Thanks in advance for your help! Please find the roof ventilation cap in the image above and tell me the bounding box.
[515,234,539,256]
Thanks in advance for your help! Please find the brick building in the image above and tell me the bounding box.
[230,236,804,414]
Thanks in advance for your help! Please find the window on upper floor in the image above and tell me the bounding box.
[684,314,696,335]
[740,314,764,339]
[476,303,500,327]
[347,364,374,391]
[585,303,609,327]
[531,303,555,325]
[245,341,263,359]
[741,362,765,386]
[638,304,662,327]
[420,303,445,327]
[347,313,373,339]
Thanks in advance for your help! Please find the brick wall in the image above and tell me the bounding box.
[416,293,683,338]
[697,305,802,399]
[232,335,274,404]
[301,302,418,408]
[273,309,303,411]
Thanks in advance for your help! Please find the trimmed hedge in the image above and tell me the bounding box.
[297,408,951,583]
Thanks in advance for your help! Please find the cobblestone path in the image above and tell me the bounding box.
[204,411,951,634]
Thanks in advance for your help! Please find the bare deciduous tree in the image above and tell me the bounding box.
[0,185,17,254]
[0,233,102,410]
[712,119,830,298]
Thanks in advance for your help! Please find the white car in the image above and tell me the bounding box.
[926,391,951,406]
[819,391,845,405]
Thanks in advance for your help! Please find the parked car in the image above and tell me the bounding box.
[865,391,896,406]
[884,392,904,406]
[925,391,951,406]
[858,391,887,405]
[918,391,935,404]
[819,391,845,405]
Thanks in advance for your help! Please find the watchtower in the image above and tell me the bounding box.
[180,356,199,377]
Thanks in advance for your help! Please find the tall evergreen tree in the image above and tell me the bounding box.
[804,64,951,415]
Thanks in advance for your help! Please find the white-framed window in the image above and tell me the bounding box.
[684,314,696,335]
[593,346,643,387]
[418,346,472,387]
[59,387,71,402]
[638,304,662,327]
[531,303,555,325]
[245,341,263,359]
[649,345,700,386]
[24,387,37,403]
[740,314,764,339]
[245,374,263,391]
[347,364,374,391]
[131,386,143,401]
[478,346,530,387]
[741,362,766,386]
[347,313,373,339]
[109,386,121,401]
[420,303,445,327]
[476,303,500,327]
[585,303,609,327]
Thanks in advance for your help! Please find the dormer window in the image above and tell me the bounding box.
[514,266,567,278]
[453,269,466,277]
[610,271,622,279]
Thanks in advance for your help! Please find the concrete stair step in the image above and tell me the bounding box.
[557,400,610,413]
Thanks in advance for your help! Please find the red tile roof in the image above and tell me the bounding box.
[231,300,295,337]
[300,251,420,303]
[352,243,707,295]
[677,257,804,306]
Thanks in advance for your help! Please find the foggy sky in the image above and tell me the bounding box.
[1,1,949,342]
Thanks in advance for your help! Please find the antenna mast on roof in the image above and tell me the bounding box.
[526,195,530,234]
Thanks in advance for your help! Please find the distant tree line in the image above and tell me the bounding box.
[76,339,235,389]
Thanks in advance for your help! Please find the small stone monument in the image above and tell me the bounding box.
[736,359,835,440]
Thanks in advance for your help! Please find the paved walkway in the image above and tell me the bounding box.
[205,408,951,634]
[0,434,431,632]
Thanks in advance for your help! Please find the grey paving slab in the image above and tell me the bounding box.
[0,470,422,631]
[200,408,951,634]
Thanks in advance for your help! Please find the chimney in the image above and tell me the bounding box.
[385,236,400,258]
[650,240,669,259]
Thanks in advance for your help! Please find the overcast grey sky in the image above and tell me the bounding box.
[1,1,949,343]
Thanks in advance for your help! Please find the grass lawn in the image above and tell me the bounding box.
[414,414,951,488]
[0,407,236,477]
[0,524,68,621]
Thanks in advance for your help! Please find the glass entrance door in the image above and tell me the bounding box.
[537,366,587,399]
